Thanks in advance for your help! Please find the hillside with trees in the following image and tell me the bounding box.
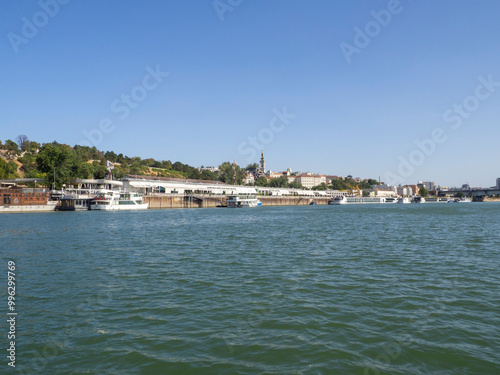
[1,135,382,191]
[0,136,223,188]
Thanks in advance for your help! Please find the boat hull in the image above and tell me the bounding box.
[90,203,149,210]
[0,204,57,213]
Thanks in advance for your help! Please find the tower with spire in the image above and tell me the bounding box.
[259,150,266,174]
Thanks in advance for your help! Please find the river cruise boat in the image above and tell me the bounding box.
[398,197,411,204]
[329,196,386,205]
[90,190,148,210]
[385,197,399,204]
[227,195,262,208]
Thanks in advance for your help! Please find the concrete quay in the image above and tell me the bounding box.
[143,194,331,209]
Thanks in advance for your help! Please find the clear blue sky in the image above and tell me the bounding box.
[1,0,499,187]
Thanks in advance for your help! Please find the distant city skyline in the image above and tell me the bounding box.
[1,1,500,187]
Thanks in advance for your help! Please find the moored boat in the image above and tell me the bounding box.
[449,197,472,203]
[90,190,148,210]
[0,187,56,213]
[412,196,426,203]
[329,196,386,205]
[227,195,262,208]
[385,197,399,203]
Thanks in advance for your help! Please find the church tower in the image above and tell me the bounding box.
[260,150,266,173]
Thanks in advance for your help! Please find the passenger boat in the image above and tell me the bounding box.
[411,196,426,203]
[449,197,472,203]
[398,197,411,204]
[90,190,148,210]
[329,196,386,205]
[56,195,92,211]
[385,197,399,203]
[227,195,262,208]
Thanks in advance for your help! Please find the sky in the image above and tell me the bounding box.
[1,0,499,187]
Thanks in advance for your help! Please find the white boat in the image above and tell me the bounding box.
[398,197,411,204]
[449,197,472,203]
[227,195,262,208]
[412,196,426,203]
[385,197,399,203]
[90,190,148,210]
[329,196,386,205]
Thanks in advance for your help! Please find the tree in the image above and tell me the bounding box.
[245,163,259,170]
[0,158,19,178]
[312,182,327,190]
[16,135,29,151]
[288,181,303,189]
[4,139,19,156]
[35,142,74,188]
[419,187,429,197]
[218,162,246,185]
[200,169,217,181]
[255,176,268,186]
[269,175,288,188]
[330,178,350,190]
[455,191,465,198]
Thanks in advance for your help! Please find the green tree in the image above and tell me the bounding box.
[4,139,19,156]
[200,169,218,181]
[269,175,288,188]
[419,187,429,197]
[255,176,269,186]
[0,158,19,178]
[218,162,246,185]
[18,153,37,175]
[288,181,303,189]
[27,141,40,153]
[35,142,74,188]
[312,183,327,190]
[330,178,350,190]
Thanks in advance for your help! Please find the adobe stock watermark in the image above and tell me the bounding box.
[7,0,70,54]
[340,0,405,64]
[237,106,296,162]
[213,0,243,21]
[384,74,500,186]
[80,65,169,148]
